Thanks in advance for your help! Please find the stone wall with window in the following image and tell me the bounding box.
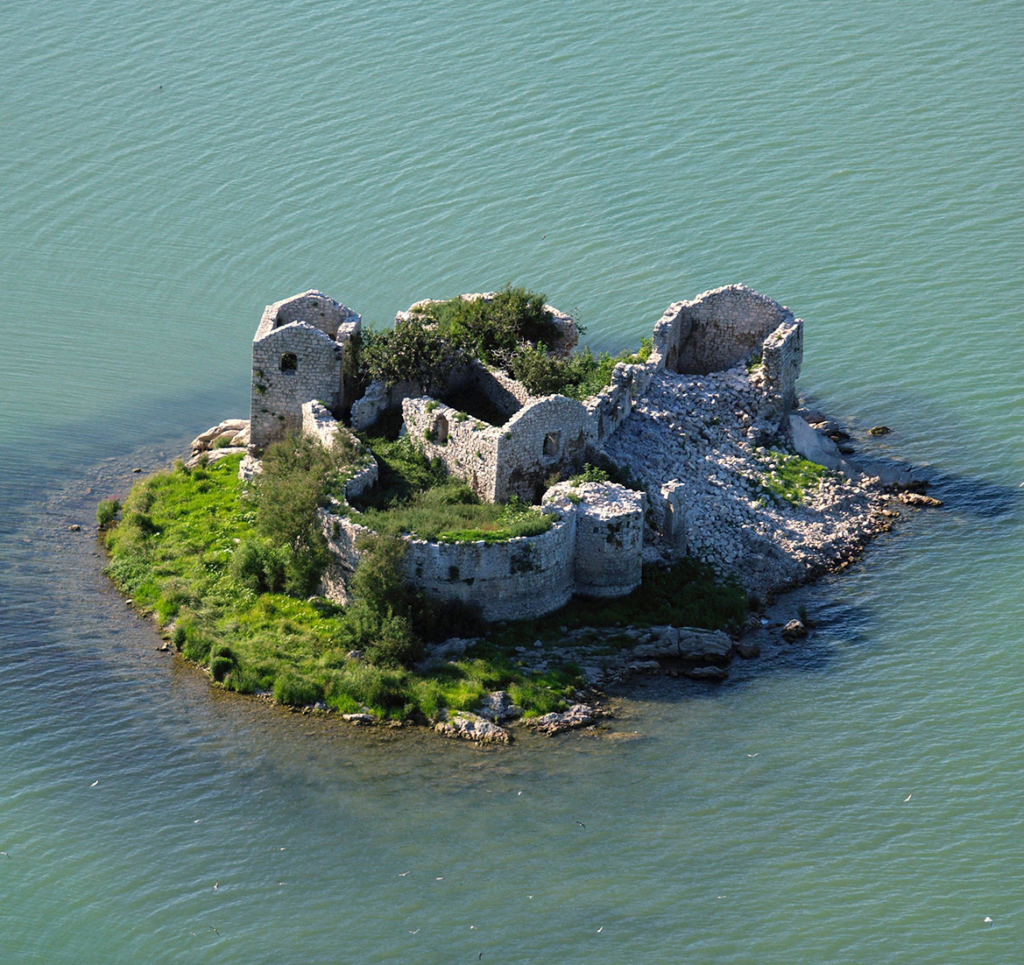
[250,291,360,449]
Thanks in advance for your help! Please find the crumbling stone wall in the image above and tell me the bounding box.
[760,320,803,414]
[319,510,374,606]
[404,392,591,504]
[300,401,378,499]
[403,397,505,502]
[546,482,644,597]
[494,396,592,502]
[654,285,794,375]
[584,345,664,445]
[401,507,577,622]
[250,291,360,449]
[448,362,529,421]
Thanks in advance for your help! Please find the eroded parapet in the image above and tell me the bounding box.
[300,400,378,500]
[319,511,375,606]
[760,319,803,414]
[584,345,664,445]
[646,479,687,559]
[655,285,794,375]
[250,291,361,449]
[401,504,577,622]
[546,481,644,598]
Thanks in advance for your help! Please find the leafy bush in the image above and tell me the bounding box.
[96,498,121,529]
[571,464,610,485]
[250,433,355,596]
[273,671,324,707]
[361,318,469,396]
[411,285,559,365]
[509,336,653,400]
[229,537,288,594]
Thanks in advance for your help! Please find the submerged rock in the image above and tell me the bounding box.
[781,619,808,641]
[527,704,595,736]
[898,491,943,507]
[684,666,728,681]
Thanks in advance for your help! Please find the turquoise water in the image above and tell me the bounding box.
[2,1,1022,961]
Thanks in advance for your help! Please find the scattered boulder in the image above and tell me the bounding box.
[478,691,523,723]
[735,641,761,659]
[426,637,480,662]
[676,628,733,661]
[342,713,376,725]
[788,414,842,472]
[781,619,808,642]
[434,711,511,744]
[527,704,595,736]
[191,419,248,452]
[869,425,892,436]
[898,491,943,507]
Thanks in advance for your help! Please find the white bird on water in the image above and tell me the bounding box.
[983,916,994,925]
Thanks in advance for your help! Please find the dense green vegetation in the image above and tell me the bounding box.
[409,284,561,364]
[101,449,744,720]
[349,431,553,542]
[508,336,653,400]
[101,453,576,718]
[359,284,653,406]
[758,450,827,505]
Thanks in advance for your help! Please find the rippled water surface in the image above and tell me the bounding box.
[2,1,1022,962]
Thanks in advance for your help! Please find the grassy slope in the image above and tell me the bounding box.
[102,454,746,720]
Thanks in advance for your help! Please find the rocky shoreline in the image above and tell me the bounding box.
[183,386,939,745]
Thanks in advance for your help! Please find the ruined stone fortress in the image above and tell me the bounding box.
[245,285,805,621]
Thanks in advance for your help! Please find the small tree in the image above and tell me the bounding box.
[251,433,339,596]
[361,318,468,396]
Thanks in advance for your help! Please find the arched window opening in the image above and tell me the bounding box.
[280,352,298,373]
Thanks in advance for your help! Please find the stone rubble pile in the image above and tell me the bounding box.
[433,709,511,744]
[603,367,893,596]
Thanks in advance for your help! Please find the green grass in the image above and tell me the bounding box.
[758,451,828,505]
[103,446,745,723]
[508,337,653,401]
[351,433,552,542]
[102,454,576,719]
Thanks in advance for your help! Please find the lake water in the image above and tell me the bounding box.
[2,1,1022,962]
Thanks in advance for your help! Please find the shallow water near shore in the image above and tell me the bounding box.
[2,1,1023,962]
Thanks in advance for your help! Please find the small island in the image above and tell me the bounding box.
[100,284,935,741]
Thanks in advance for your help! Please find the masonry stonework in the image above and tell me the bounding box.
[249,283,809,620]
[250,291,360,449]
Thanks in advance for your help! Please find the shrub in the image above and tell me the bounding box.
[571,464,610,485]
[362,607,420,669]
[509,336,653,400]
[229,537,288,594]
[273,671,324,707]
[210,655,234,682]
[96,498,121,529]
[361,318,469,396]
[250,433,345,596]
[411,285,558,365]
